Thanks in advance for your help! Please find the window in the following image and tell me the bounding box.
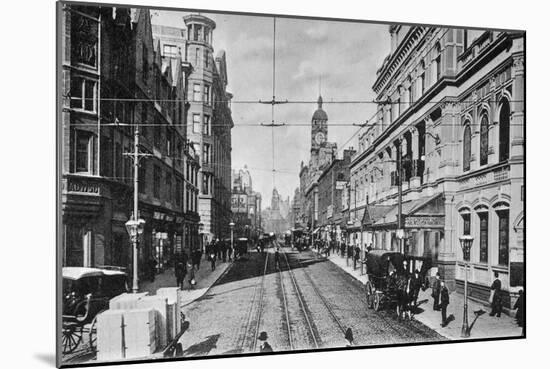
[202,173,210,195]
[165,172,172,200]
[434,44,442,81]
[70,77,96,112]
[195,48,200,68]
[462,213,471,235]
[463,124,471,171]
[193,114,201,133]
[419,72,425,95]
[73,130,96,173]
[185,188,190,211]
[479,212,488,263]
[71,12,98,68]
[154,121,162,149]
[499,99,510,162]
[153,166,161,199]
[141,104,148,138]
[163,44,178,58]
[193,83,201,102]
[480,114,489,166]
[138,165,146,194]
[115,143,122,178]
[204,49,209,68]
[204,85,210,105]
[204,28,210,43]
[498,210,509,266]
[203,143,210,164]
[100,136,112,177]
[203,115,210,135]
[167,131,172,157]
[142,43,149,81]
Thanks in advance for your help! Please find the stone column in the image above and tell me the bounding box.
[439,195,457,291]
[488,77,499,165]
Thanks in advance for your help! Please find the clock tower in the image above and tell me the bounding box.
[311,95,328,152]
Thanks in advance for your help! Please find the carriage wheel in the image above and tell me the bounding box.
[365,281,374,309]
[62,324,83,354]
[373,293,382,312]
[88,311,104,353]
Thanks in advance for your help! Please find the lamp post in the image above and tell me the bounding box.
[125,217,146,293]
[459,235,474,338]
[229,222,235,253]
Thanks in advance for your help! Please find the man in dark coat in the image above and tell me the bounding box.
[440,281,450,326]
[432,272,441,311]
[490,271,503,317]
[410,269,423,308]
[192,248,201,270]
[258,331,272,352]
[353,246,360,269]
[175,260,187,290]
[514,289,525,329]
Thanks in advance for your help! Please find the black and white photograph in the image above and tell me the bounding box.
[55,0,525,367]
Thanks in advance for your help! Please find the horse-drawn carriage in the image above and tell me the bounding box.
[61,267,128,355]
[364,250,432,312]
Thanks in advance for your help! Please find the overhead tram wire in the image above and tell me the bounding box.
[64,95,525,105]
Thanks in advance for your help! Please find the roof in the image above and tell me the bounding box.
[362,205,394,226]
[62,267,125,280]
[312,95,328,121]
[371,193,444,228]
[312,109,328,121]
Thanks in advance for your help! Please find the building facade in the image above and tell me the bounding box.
[350,26,524,307]
[61,6,202,276]
[231,166,262,240]
[152,14,234,244]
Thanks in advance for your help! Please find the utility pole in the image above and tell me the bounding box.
[132,127,139,293]
[124,125,150,294]
[397,139,404,254]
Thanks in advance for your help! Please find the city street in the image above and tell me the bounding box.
[175,244,444,357]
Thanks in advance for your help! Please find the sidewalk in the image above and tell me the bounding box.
[326,252,522,340]
[141,258,232,307]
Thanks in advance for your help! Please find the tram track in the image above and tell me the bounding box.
[278,244,320,350]
[237,250,269,353]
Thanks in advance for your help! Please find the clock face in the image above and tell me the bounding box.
[315,132,326,145]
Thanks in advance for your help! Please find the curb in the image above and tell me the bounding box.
[180,261,234,308]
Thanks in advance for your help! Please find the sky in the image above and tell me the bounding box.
[153,9,390,208]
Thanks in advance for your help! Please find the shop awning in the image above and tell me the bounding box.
[362,205,393,226]
[370,193,445,229]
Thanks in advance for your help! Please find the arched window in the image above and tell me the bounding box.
[499,98,510,162]
[479,113,489,166]
[434,43,442,81]
[463,124,471,171]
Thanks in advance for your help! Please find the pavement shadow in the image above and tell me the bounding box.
[442,314,456,327]
[412,299,429,314]
[180,334,220,357]
[467,309,486,334]
[212,248,325,287]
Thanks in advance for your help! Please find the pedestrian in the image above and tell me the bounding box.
[216,239,222,260]
[274,245,281,269]
[353,246,360,270]
[210,247,216,271]
[440,281,450,327]
[222,241,227,262]
[257,331,273,352]
[344,327,354,347]
[148,257,157,282]
[489,271,503,317]
[432,272,441,311]
[175,261,186,290]
[187,261,196,290]
[513,289,524,328]
[411,269,422,308]
[192,248,201,271]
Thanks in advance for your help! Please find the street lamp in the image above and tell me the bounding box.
[459,234,474,338]
[125,217,146,293]
[346,220,353,267]
[229,222,235,254]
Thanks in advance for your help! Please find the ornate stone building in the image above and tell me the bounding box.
[152,14,234,244]
[351,26,524,307]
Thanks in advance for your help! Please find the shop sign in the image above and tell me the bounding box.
[327,205,333,219]
[153,211,165,220]
[405,216,444,228]
[165,215,174,222]
[67,178,101,195]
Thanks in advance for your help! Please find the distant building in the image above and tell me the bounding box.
[231,165,262,240]
[262,188,290,235]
